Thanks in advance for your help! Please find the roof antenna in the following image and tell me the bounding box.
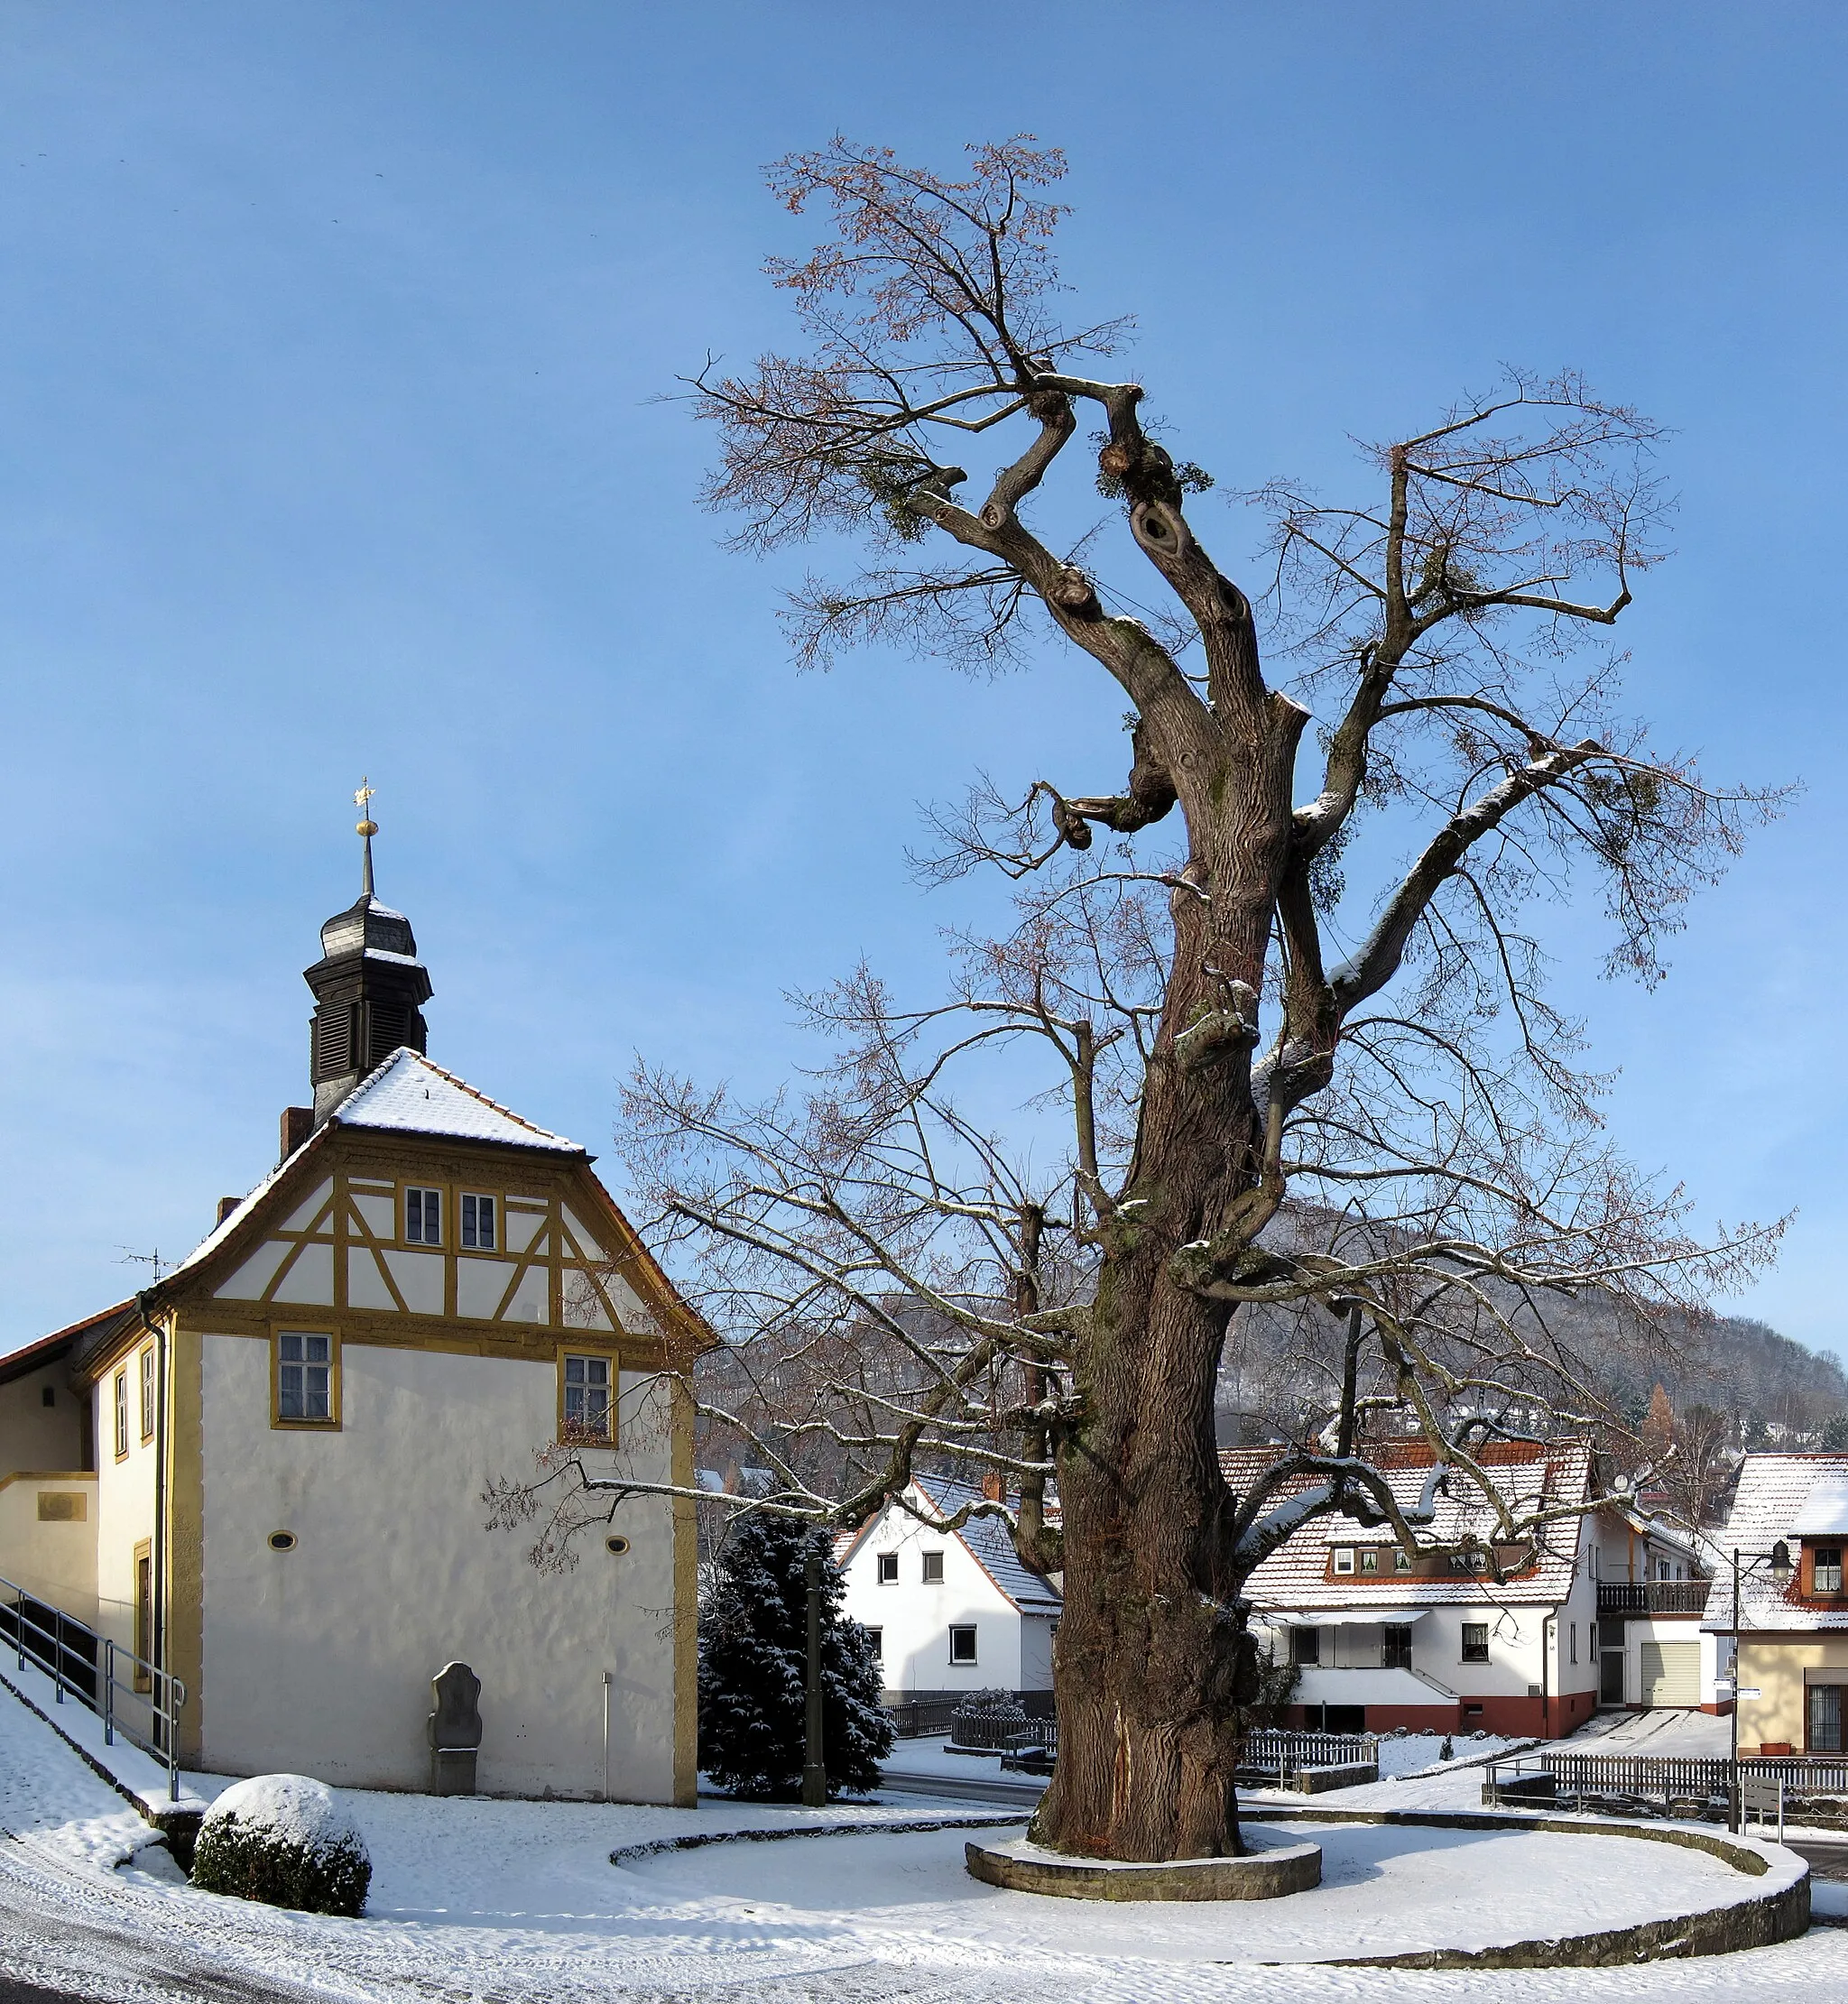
[354,777,378,897]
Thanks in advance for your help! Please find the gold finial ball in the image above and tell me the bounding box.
[356,818,378,838]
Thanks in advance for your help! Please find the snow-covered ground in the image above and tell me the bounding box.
[2,1663,1844,2003]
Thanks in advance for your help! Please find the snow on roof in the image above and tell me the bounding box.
[1707,1454,1848,1631]
[330,1048,583,1154]
[1220,1439,1593,1610]
[158,1051,584,1294]
[1794,1477,1848,1538]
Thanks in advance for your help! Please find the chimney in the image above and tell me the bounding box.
[217,1196,242,1226]
[983,1469,1007,1504]
[281,1106,314,1161]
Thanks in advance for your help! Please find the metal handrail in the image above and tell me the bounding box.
[0,1574,186,1801]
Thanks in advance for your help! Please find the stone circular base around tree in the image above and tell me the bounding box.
[965,1830,1322,1901]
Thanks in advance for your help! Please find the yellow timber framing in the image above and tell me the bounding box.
[67,1117,713,1788]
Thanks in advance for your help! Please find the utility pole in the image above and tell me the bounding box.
[802,1544,827,1807]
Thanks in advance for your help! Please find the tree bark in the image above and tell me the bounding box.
[1031,685,1305,1863]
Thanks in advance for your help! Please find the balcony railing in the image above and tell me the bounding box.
[1596,1580,1710,1617]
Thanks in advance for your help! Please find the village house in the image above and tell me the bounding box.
[1224,1439,1609,1737]
[1589,1500,1717,1711]
[835,1474,1060,1707]
[1705,1452,1848,1755]
[0,823,705,1801]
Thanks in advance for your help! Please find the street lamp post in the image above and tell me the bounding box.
[1726,1539,1792,1833]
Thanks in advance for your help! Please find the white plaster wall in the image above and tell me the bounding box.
[837,1493,1021,1695]
[0,1366,84,1477]
[0,1474,97,1618]
[197,1333,679,1799]
[1622,1615,1713,1706]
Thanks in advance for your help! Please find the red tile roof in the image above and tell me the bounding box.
[1220,1439,1592,1610]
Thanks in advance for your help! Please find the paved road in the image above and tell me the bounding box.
[877,1769,1046,1807]
[1792,1839,1848,1881]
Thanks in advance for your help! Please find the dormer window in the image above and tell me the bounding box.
[1815,1546,1843,1594]
[1333,1547,1355,1575]
[1359,1548,1379,1575]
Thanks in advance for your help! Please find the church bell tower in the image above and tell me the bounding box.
[303,783,433,1123]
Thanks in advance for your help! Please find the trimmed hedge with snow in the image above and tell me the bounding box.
[189,1774,371,1916]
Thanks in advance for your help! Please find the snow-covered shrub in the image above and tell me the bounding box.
[190,1774,370,1916]
[698,1514,892,1799]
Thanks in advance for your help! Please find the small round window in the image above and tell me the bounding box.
[605,1534,630,1556]
[268,1530,297,1553]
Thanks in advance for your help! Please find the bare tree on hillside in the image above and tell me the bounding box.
[494,139,1784,1864]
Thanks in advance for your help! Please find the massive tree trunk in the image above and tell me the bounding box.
[1031,683,1304,1862]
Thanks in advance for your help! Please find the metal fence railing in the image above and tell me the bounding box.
[0,1575,187,1801]
[1485,1750,1848,1820]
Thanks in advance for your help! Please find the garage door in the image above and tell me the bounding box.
[1639,1640,1701,1706]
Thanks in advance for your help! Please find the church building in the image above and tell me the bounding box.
[0,812,703,1803]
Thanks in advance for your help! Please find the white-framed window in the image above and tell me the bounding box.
[561,1353,613,1441]
[139,1346,156,1441]
[866,1626,883,1660]
[1332,1547,1355,1575]
[948,1624,977,1665]
[921,1550,945,1584]
[404,1186,442,1245]
[277,1332,334,1423]
[460,1193,496,1251]
[876,1552,899,1584]
[113,1370,129,1459]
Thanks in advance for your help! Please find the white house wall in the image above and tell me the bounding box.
[0,1363,85,1478]
[837,1496,1026,1695]
[195,1332,679,1799]
[0,1473,97,1620]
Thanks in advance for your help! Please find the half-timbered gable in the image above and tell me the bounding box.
[0,818,704,1804]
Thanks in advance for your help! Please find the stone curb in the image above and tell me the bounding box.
[610,1808,1024,1867]
[967,1833,1323,1902]
[1248,1803,1810,1968]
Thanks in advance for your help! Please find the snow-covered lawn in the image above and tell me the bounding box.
[1372,1729,1519,1779]
[2,1666,1843,2003]
[623,1815,1765,1963]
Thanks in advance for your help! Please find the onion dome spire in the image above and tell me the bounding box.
[302,780,433,1123]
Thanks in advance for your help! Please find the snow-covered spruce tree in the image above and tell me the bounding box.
[698,1513,892,1799]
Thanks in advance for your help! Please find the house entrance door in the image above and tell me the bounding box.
[1600,1648,1625,1704]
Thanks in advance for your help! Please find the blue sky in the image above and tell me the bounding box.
[2,2,1844,1363]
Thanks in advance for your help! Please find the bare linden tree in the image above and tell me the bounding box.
[499,139,1784,1864]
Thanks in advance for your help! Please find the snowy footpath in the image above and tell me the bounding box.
[3,1669,1847,2003]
